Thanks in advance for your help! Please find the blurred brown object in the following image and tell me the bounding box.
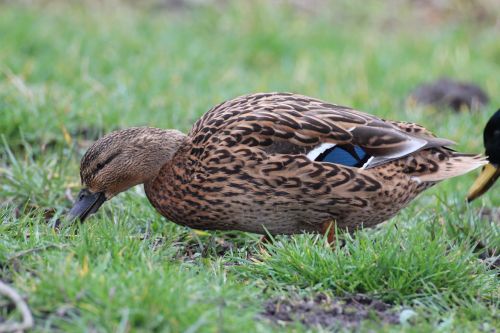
[479,207,499,224]
[409,78,489,112]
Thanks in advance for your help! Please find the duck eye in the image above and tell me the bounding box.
[96,162,104,170]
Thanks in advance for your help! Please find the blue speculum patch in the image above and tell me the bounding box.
[317,145,371,167]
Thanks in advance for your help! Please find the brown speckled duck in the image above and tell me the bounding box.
[69,93,485,239]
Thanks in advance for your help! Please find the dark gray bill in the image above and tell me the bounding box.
[68,189,106,222]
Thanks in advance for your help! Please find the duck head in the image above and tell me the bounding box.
[68,127,186,221]
[467,109,500,202]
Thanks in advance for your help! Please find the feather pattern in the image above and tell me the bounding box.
[190,93,454,168]
[141,92,486,235]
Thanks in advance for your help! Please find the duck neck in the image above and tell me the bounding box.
[139,128,188,186]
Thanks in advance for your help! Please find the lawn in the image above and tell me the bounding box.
[0,0,499,332]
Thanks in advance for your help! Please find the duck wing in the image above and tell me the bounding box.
[190,92,454,168]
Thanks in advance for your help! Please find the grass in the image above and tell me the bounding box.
[1,0,499,331]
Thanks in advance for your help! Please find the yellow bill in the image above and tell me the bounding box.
[467,163,500,202]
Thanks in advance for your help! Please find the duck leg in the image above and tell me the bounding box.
[256,234,274,253]
[259,234,272,244]
[321,221,337,246]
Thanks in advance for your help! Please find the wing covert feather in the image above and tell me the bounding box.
[189,93,454,167]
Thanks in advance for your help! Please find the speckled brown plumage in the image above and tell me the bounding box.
[72,92,486,235]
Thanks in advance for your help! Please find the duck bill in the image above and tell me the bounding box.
[68,189,107,222]
[467,163,500,202]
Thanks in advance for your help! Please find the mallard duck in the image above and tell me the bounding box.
[467,109,500,202]
[68,92,486,238]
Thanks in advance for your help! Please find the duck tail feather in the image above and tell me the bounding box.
[417,153,487,182]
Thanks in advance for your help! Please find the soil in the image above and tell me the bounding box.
[261,293,400,329]
[479,207,500,224]
[409,78,489,111]
[476,207,500,271]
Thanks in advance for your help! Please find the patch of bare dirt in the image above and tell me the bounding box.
[475,207,500,271]
[409,78,489,112]
[261,293,400,329]
[479,207,500,224]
